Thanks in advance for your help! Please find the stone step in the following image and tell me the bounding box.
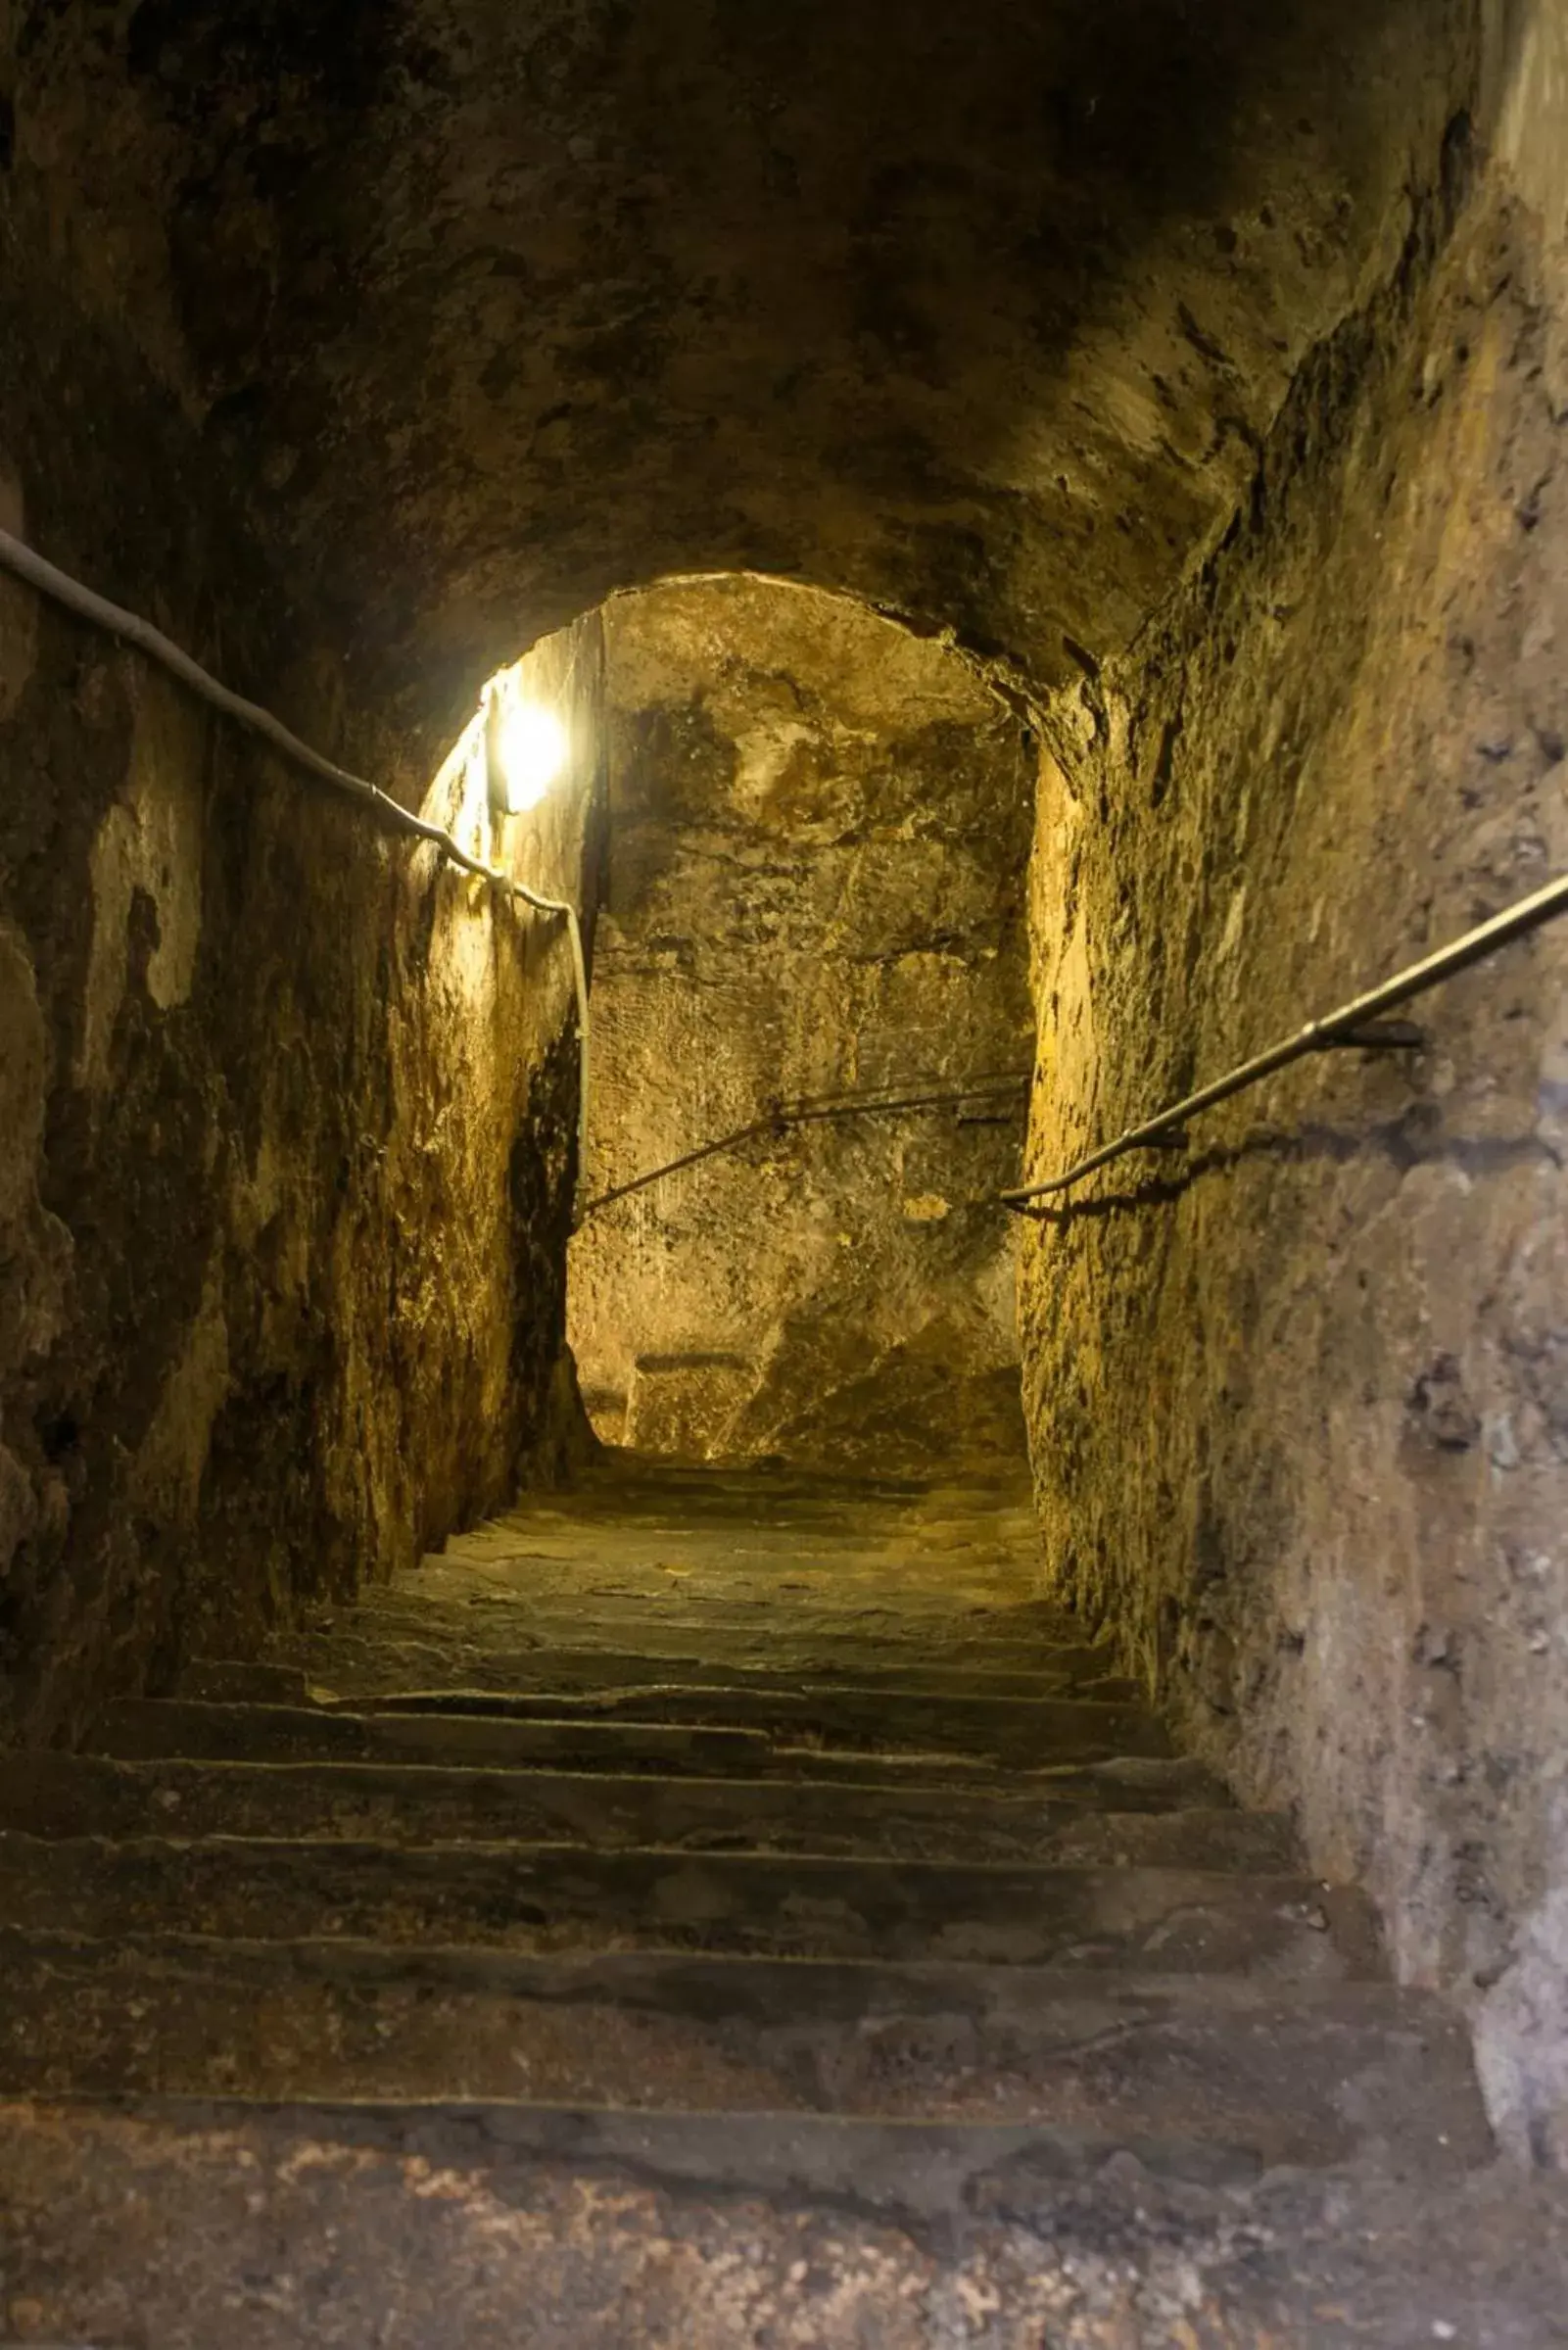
[94,1694,1170,1773]
[0,1933,1486,2170]
[349,1590,1084,1647]
[0,1834,1380,1973]
[433,1506,1041,1551]
[280,1626,1117,1701]
[448,1559,1056,1588]
[333,1557,1067,1591]
[382,1556,1059,1594]
[438,1510,1040,1541]
[245,1639,1135,1703]
[6,2094,1557,2350]
[2,1753,1270,1863]
[320,1678,1152,1753]
[0,2092,1265,2234]
[95,1698,782,1775]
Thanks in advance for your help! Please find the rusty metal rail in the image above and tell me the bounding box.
[1000,868,1568,1208]
[0,522,593,1208]
[583,1073,1030,1219]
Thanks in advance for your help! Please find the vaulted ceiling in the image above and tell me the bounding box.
[13,0,1477,744]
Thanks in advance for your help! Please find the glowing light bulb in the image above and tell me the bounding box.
[496,702,569,813]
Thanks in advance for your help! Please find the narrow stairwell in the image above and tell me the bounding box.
[0,1461,1556,2344]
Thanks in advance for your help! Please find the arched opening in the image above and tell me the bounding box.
[563,573,1033,1474]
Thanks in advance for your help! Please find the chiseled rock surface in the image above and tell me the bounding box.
[1018,131,1568,2156]
[569,577,1033,1470]
[0,418,595,1750]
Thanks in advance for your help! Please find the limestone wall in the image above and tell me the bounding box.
[568,579,1033,1473]
[1018,82,1568,2158]
[0,229,594,1750]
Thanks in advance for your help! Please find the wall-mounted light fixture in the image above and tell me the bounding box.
[488,680,570,815]
[469,664,592,1223]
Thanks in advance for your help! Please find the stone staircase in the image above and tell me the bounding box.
[0,1459,1557,2346]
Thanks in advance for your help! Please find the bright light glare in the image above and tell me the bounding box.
[496,702,569,813]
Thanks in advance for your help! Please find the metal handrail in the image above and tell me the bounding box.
[582,1072,1030,1220]
[0,524,593,1209]
[1000,867,1568,1208]
[18,522,1559,1225]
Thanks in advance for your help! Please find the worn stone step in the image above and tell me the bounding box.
[482,1509,1041,1551]
[368,1538,1053,1580]
[0,1933,1486,2171]
[329,1679,1152,1753]
[350,1561,1070,1611]
[93,1699,787,1775]
[430,1510,1043,1559]
[94,1695,1169,1773]
[347,1591,1084,1649]
[0,1833,1380,1973]
[279,1628,1119,1704]
[482,1516,1044,1546]
[2,1753,1271,1863]
[0,2092,1267,2246]
[7,2094,1561,2350]
[250,1638,1134,1704]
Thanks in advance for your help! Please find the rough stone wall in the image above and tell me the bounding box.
[1018,75,1568,2159]
[6,0,1478,754]
[568,579,1033,1473]
[0,581,596,1751]
[0,93,596,1746]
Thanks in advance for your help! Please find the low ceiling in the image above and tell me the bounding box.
[10,0,1477,747]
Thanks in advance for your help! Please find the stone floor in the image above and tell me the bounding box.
[1,1455,1565,2345]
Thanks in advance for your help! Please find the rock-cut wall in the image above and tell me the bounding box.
[0,209,596,1748]
[1019,48,1568,2164]
[568,578,1034,1474]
